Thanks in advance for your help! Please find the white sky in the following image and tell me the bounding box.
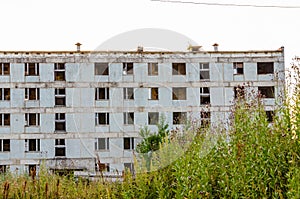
[1,0,300,65]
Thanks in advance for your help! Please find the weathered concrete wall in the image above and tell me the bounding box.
[0,49,285,174]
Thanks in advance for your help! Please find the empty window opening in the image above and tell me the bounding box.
[172,63,186,75]
[173,112,187,125]
[0,165,8,173]
[172,87,186,100]
[0,139,10,152]
[28,165,37,177]
[124,138,134,150]
[95,113,109,125]
[200,63,210,80]
[258,86,275,98]
[95,88,109,100]
[96,162,110,172]
[0,88,10,101]
[124,163,134,173]
[55,88,66,106]
[234,85,245,99]
[95,63,109,75]
[124,112,134,125]
[25,139,40,152]
[25,63,39,76]
[25,113,40,126]
[55,113,66,131]
[148,63,158,75]
[149,88,159,100]
[233,62,244,75]
[201,111,211,128]
[123,63,134,75]
[55,139,66,157]
[25,88,39,100]
[54,63,65,81]
[200,87,210,105]
[95,138,109,150]
[266,111,274,123]
[0,63,10,75]
[257,62,274,74]
[148,112,159,125]
[0,114,10,126]
[124,88,134,100]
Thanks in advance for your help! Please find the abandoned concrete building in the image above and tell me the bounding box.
[0,46,285,175]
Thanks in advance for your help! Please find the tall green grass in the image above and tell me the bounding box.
[1,73,300,198]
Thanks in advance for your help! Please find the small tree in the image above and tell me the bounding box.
[136,115,169,154]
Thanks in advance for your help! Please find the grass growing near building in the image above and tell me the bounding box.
[1,91,300,198]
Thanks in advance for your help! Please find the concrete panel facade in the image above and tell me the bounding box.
[0,48,285,175]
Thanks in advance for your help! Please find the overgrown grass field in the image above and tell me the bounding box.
[1,67,300,198]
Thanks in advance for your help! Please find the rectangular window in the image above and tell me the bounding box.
[25,63,39,76]
[200,87,210,105]
[55,139,66,157]
[0,63,10,75]
[25,88,39,100]
[148,63,158,76]
[124,138,134,150]
[200,111,211,128]
[200,63,210,80]
[234,86,245,99]
[25,113,40,126]
[148,112,159,125]
[257,62,274,74]
[95,63,109,75]
[95,113,109,125]
[55,88,66,106]
[0,165,7,173]
[95,138,109,150]
[266,111,274,123]
[124,112,134,125]
[258,86,275,98]
[172,63,186,75]
[95,88,109,100]
[124,163,134,173]
[173,112,187,125]
[233,62,244,75]
[0,139,10,152]
[54,63,65,81]
[25,139,40,152]
[124,88,134,100]
[149,88,159,100]
[96,163,110,172]
[172,87,186,100]
[0,88,10,101]
[123,63,134,75]
[28,165,37,176]
[55,113,66,131]
[0,114,10,126]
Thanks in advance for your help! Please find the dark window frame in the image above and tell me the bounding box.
[124,138,134,150]
[148,63,158,76]
[25,63,39,76]
[95,112,110,125]
[257,62,274,74]
[258,86,275,98]
[124,112,134,125]
[172,87,186,100]
[173,112,187,125]
[95,63,109,76]
[233,62,244,75]
[172,63,186,75]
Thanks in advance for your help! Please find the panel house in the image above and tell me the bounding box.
[0,46,285,174]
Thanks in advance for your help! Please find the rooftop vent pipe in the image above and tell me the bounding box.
[212,43,219,51]
[75,42,82,52]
